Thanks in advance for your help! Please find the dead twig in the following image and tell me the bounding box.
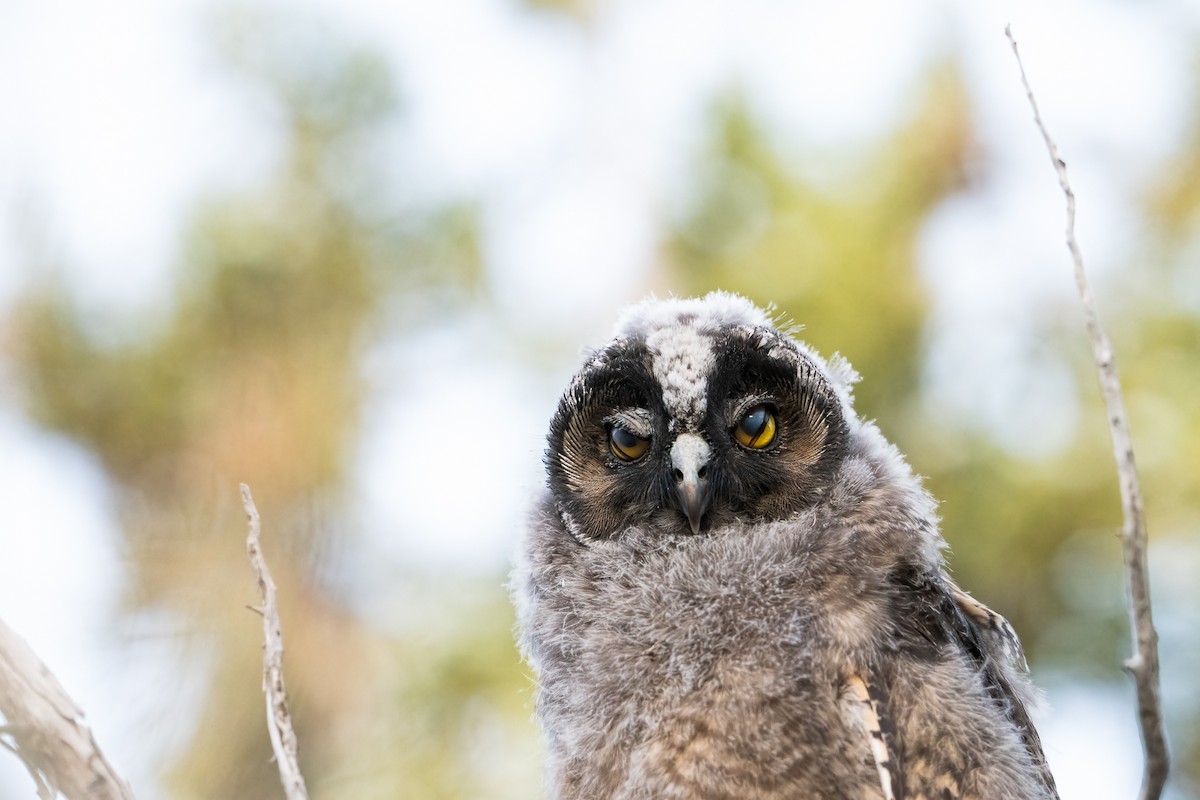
[0,617,136,800]
[241,483,309,800]
[1005,25,1169,800]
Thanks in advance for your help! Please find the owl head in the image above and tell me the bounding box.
[546,292,862,543]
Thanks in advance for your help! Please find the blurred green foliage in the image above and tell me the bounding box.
[519,0,594,22]
[9,9,504,800]
[3,5,1199,799]
[671,66,972,437]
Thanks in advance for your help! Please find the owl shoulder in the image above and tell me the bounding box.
[878,564,1058,798]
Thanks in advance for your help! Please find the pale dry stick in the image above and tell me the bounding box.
[1005,25,1169,800]
[0,616,136,800]
[241,483,309,800]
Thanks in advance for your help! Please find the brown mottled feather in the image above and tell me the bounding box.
[949,585,1059,799]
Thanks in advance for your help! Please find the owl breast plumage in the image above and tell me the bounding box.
[513,292,1057,800]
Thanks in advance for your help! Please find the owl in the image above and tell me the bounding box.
[512,292,1058,800]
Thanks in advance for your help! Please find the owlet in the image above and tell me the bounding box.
[512,292,1057,800]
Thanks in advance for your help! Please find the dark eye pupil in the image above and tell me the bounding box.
[612,427,639,450]
[741,407,767,437]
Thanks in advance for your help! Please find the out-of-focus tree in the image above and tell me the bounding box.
[3,8,540,799]
[519,0,594,23]
[669,67,972,440]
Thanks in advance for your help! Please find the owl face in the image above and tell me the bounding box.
[546,293,852,542]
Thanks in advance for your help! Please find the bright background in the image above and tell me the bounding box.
[2,1,1199,797]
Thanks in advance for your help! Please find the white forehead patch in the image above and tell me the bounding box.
[609,292,768,429]
[600,290,862,427]
[646,323,713,428]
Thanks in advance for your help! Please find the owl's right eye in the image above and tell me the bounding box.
[609,426,651,461]
[734,404,777,449]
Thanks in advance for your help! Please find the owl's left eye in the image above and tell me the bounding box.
[610,426,651,461]
[734,404,777,449]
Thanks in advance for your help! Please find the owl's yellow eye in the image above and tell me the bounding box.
[734,405,776,448]
[610,426,651,461]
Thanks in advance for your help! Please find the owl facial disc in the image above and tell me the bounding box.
[544,292,853,542]
[671,433,712,534]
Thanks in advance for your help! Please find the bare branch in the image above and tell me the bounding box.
[1005,25,1169,800]
[0,617,136,800]
[241,483,309,800]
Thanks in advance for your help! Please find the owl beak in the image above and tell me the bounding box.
[671,434,712,535]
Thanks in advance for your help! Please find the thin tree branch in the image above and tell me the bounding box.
[241,483,309,800]
[1005,25,1169,800]
[0,616,136,800]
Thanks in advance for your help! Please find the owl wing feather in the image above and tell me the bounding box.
[853,567,1059,800]
[945,582,1058,798]
[949,584,1029,671]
